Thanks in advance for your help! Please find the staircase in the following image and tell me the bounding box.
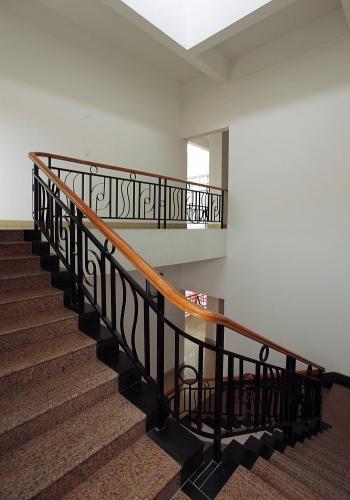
[0,230,182,499]
[0,228,349,499]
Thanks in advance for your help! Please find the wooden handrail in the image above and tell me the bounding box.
[29,152,324,369]
[33,151,228,192]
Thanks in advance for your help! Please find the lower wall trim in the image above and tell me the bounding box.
[0,220,34,229]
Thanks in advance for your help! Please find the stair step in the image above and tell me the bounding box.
[0,329,96,396]
[0,255,41,274]
[295,440,350,477]
[0,230,24,242]
[0,241,32,257]
[0,309,77,348]
[270,450,348,499]
[0,270,50,293]
[284,445,350,493]
[253,457,317,500]
[0,287,64,322]
[216,465,284,499]
[64,434,181,500]
[0,393,145,499]
[0,360,118,453]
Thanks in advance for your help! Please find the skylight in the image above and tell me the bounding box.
[121,0,274,49]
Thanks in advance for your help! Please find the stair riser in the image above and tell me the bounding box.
[36,419,145,500]
[0,273,50,293]
[0,243,32,257]
[0,316,78,349]
[0,231,24,242]
[0,377,118,454]
[0,343,97,397]
[0,257,41,275]
[0,293,64,323]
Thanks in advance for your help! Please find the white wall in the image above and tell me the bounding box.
[181,24,350,374]
[0,8,185,221]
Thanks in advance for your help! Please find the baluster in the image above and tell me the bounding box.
[213,324,224,462]
[163,180,167,228]
[226,356,234,430]
[261,365,268,427]
[110,265,117,332]
[197,346,204,432]
[157,178,162,229]
[69,201,77,305]
[144,301,150,377]
[239,358,243,421]
[76,209,84,308]
[174,329,180,421]
[156,290,165,429]
[285,356,296,427]
[254,363,261,428]
[33,164,39,234]
[100,254,106,317]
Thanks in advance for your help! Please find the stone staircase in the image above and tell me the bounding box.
[0,229,349,499]
[0,230,181,499]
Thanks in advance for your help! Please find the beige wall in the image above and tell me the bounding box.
[180,20,350,375]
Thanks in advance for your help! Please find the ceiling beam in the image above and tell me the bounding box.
[341,0,350,29]
[192,48,231,83]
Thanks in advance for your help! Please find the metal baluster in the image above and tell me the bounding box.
[69,201,77,305]
[197,346,204,432]
[254,363,261,428]
[226,356,234,430]
[144,301,150,377]
[174,329,180,421]
[110,265,116,332]
[76,209,84,308]
[156,290,165,429]
[157,178,161,229]
[163,180,167,229]
[213,324,224,462]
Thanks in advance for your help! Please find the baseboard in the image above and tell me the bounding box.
[322,372,350,389]
[0,220,33,229]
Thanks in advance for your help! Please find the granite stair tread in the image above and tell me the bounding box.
[216,465,286,500]
[0,307,76,337]
[0,393,146,499]
[284,445,350,493]
[0,359,118,440]
[253,457,318,500]
[0,286,62,305]
[0,329,96,381]
[64,434,181,500]
[0,269,49,281]
[270,450,348,499]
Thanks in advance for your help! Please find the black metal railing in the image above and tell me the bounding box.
[46,157,225,228]
[32,158,323,463]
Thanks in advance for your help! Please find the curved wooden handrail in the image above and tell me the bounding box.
[29,152,324,369]
[33,151,228,192]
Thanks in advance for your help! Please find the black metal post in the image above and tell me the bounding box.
[156,290,166,429]
[69,201,77,306]
[76,209,84,308]
[213,324,224,462]
[163,179,167,229]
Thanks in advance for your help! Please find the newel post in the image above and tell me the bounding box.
[285,355,296,429]
[213,324,224,462]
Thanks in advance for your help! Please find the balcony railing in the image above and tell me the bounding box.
[41,152,226,228]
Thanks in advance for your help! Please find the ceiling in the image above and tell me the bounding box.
[217,0,341,60]
[0,0,348,84]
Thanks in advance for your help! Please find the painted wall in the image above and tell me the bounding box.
[181,20,350,374]
[0,8,185,221]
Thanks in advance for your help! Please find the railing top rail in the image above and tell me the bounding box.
[34,151,228,192]
[29,151,324,369]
